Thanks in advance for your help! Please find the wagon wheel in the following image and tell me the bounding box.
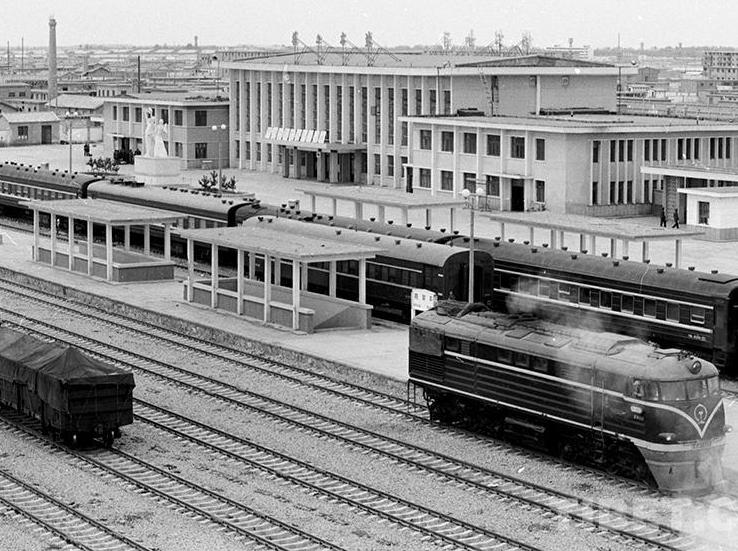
[102,430,115,448]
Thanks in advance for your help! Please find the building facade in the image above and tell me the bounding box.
[402,113,738,215]
[0,112,59,146]
[224,53,626,188]
[103,92,229,168]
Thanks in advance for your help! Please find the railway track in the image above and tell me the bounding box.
[0,278,661,492]
[0,295,720,550]
[0,468,150,551]
[0,409,342,551]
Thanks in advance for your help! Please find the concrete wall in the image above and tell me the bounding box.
[37,246,174,282]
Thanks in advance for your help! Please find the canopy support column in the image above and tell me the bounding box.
[236,248,244,315]
[329,261,337,297]
[359,258,367,305]
[579,234,587,252]
[675,239,682,269]
[67,215,74,270]
[377,205,385,224]
[50,213,57,267]
[622,240,629,259]
[292,259,301,331]
[164,223,171,260]
[263,253,272,323]
[187,238,195,301]
[210,243,218,308]
[449,207,455,233]
[425,208,432,228]
[124,225,130,250]
[610,238,617,259]
[642,241,650,263]
[32,209,39,261]
[401,207,408,226]
[143,224,151,255]
[86,219,93,275]
[105,223,113,281]
[529,227,535,244]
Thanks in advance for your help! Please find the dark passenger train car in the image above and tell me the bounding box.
[242,217,494,321]
[409,302,727,493]
[0,326,135,446]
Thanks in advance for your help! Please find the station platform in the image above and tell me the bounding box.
[0,227,409,381]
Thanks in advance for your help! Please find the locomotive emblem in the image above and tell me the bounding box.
[694,404,708,425]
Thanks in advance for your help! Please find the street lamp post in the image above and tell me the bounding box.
[211,123,227,188]
[460,188,476,303]
[64,110,79,173]
[212,55,220,93]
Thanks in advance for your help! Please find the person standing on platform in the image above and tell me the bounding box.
[660,206,667,227]
[672,208,680,229]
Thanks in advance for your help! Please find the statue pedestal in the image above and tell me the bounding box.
[134,155,182,186]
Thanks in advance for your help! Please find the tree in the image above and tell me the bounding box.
[197,170,237,191]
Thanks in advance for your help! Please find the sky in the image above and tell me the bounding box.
[2,0,735,50]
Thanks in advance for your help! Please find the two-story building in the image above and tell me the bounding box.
[103,92,229,168]
[402,113,738,215]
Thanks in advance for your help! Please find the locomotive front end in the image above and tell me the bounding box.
[631,356,727,493]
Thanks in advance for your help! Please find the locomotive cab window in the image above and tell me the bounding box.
[686,379,709,400]
[660,381,687,402]
[632,379,659,401]
[707,376,720,395]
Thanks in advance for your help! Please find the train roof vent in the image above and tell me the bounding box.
[712,269,719,274]
[612,260,619,267]
[561,246,568,251]
[416,242,422,248]
[688,266,695,271]
[369,217,376,221]
[571,254,578,259]
[426,238,434,242]
[657,268,664,273]
[407,223,412,227]
[335,229,341,235]
[573,335,638,355]
[387,220,394,224]
[395,239,401,245]
[666,262,673,267]
[531,248,537,253]
[374,236,381,241]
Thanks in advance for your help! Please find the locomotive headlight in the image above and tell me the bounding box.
[688,360,702,374]
[658,432,677,442]
[630,405,643,414]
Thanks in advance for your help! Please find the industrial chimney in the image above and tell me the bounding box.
[48,16,57,100]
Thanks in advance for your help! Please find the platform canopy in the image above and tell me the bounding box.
[297,184,466,229]
[179,224,382,263]
[20,198,182,225]
[482,210,704,268]
[179,224,383,331]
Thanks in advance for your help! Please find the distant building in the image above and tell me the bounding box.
[703,50,738,84]
[0,111,59,146]
[103,91,229,168]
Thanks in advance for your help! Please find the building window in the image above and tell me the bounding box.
[592,181,598,204]
[485,175,500,196]
[626,180,632,203]
[627,139,633,161]
[174,142,183,157]
[195,110,207,126]
[401,88,408,116]
[122,106,129,121]
[443,90,451,114]
[592,140,600,163]
[618,140,625,162]
[429,90,436,114]
[462,172,477,191]
[644,139,650,161]
[535,180,545,203]
[510,136,525,159]
[440,170,453,191]
[17,126,28,140]
[694,138,700,159]
[535,138,545,161]
[256,142,261,161]
[441,131,454,152]
[401,122,408,146]
[699,201,710,224]
[610,140,616,162]
[463,133,477,154]
[415,89,422,114]
[609,182,616,204]
[486,135,500,156]
[174,110,183,125]
[160,110,169,124]
[419,168,431,188]
[134,107,142,122]
[387,155,394,176]
[374,154,381,175]
[112,106,117,120]
[419,129,432,150]
[195,142,207,159]
[661,139,667,161]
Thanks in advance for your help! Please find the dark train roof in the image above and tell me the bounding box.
[87,180,256,223]
[469,238,738,300]
[0,161,100,191]
[0,326,134,411]
[242,216,493,267]
[412,306,718,380]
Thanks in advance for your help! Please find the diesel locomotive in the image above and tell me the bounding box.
[408,302,727,493]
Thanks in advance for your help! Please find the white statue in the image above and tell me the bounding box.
[153,119,169,157]
[143,108,156,156]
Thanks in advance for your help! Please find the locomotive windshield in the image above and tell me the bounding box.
[632,377,720,401]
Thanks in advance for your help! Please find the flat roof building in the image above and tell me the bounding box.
[103,91,229,168]
[224,52,630,189]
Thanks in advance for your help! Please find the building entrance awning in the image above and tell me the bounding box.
[264,126,366,152]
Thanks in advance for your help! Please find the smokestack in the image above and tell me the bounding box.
[194,35,198,48]
[48,17,58,100]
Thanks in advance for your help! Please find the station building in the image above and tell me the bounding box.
[223,53,626,188]
[401,113,738,214]
[102,91,229,168]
